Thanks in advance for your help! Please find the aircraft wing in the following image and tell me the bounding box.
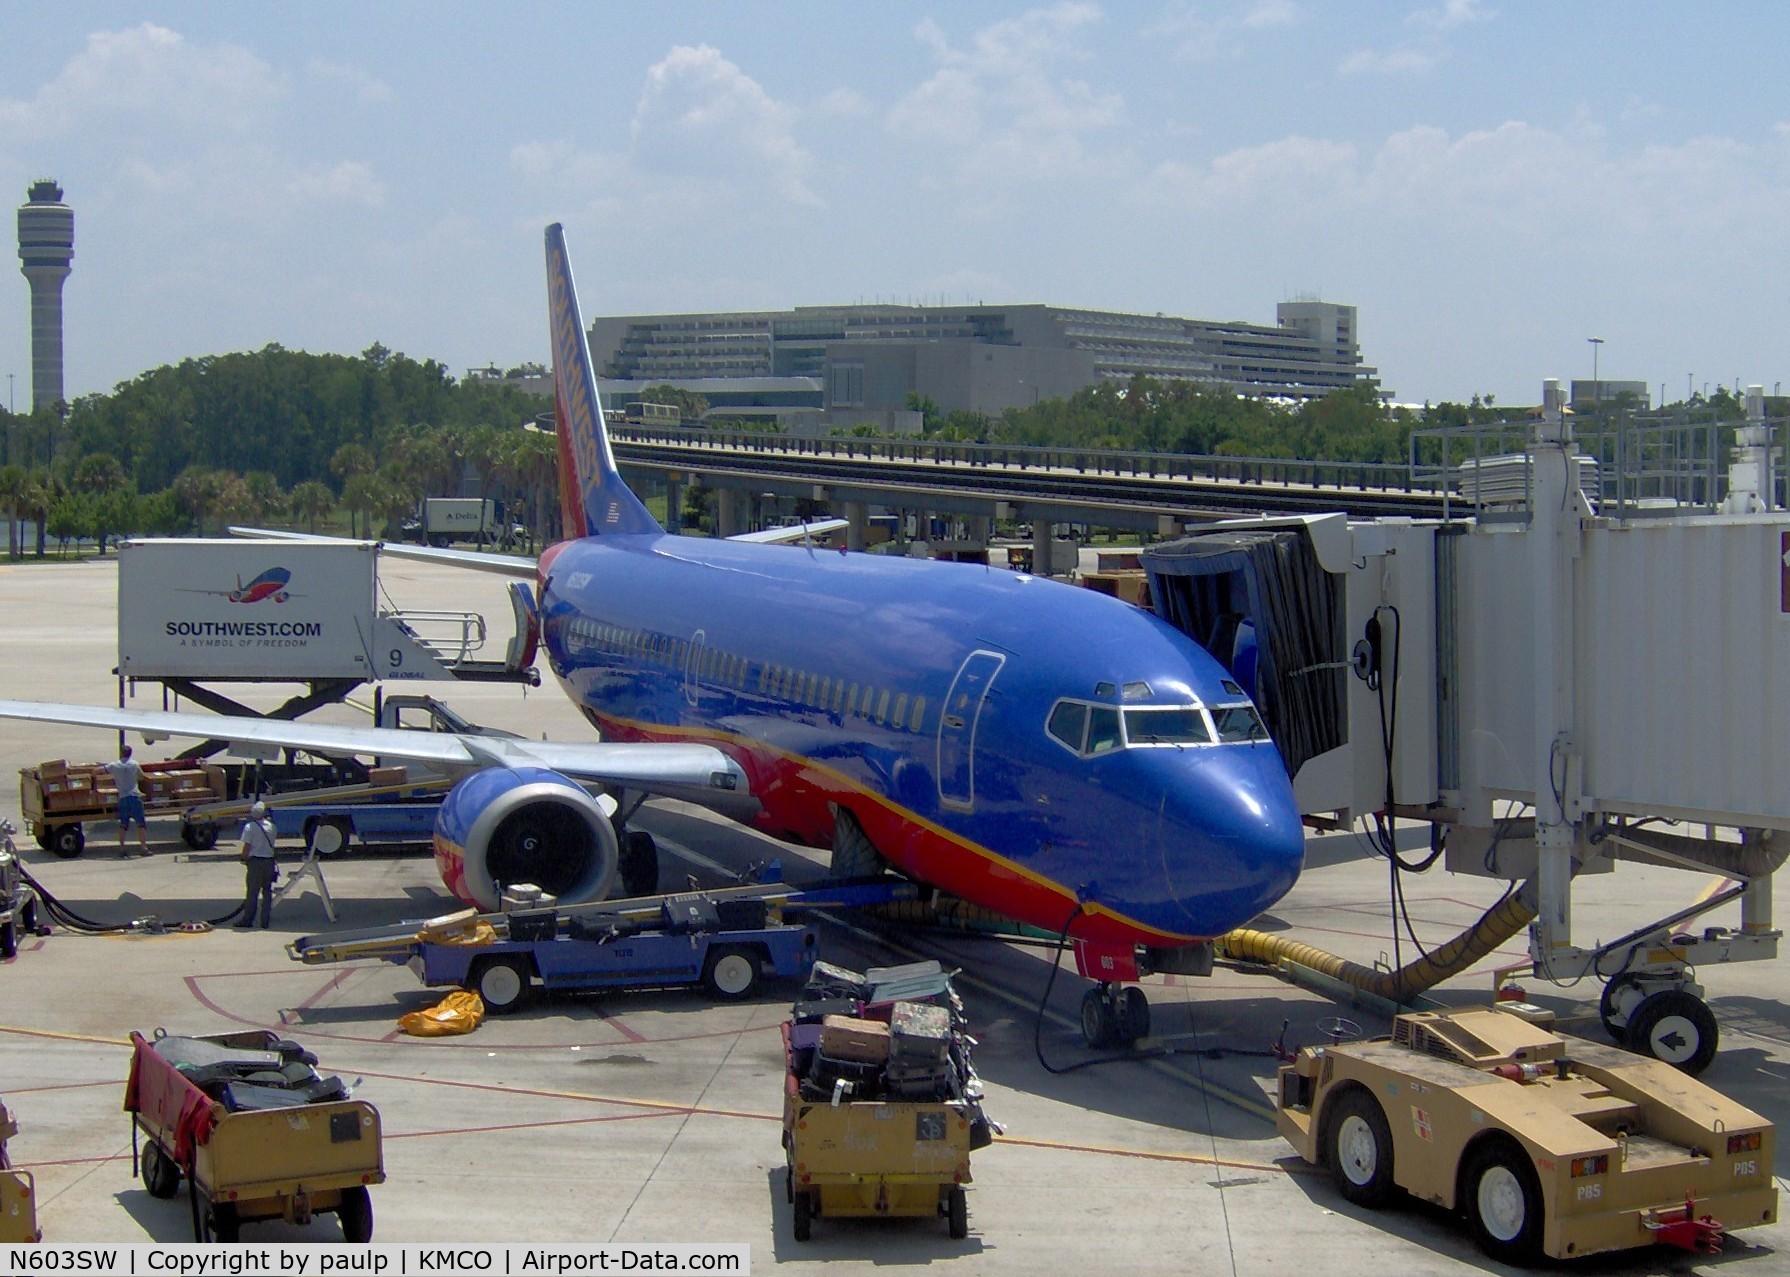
[229,527,539,578]
[728,518,850,545]
[0,699,746,796]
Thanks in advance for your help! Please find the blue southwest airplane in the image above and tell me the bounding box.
[0,225,1304,1042]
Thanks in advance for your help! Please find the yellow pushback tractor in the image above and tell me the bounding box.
[1276,1003,1776,1263]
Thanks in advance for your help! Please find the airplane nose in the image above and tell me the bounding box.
[1155,746,1305,937]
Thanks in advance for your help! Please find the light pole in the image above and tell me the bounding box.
[1587,337,1604,419]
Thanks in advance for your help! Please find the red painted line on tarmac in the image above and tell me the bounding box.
[293,969,353,1011]
[183,970,774,1052]
[386,1110,696,1142]
[594,1007,647,1044]
[345,1067,779,1124]
[6,1078,123,1096]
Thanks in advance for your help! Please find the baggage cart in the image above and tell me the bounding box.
[20,758,227,858]
[124,1029,383,1242]
[0,1095,39,1242]
[781,1022,975,1241]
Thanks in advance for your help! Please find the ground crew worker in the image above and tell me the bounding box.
[234,801,278,929]
[102,745,150,856]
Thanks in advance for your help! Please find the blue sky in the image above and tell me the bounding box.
[3,2,1788,411]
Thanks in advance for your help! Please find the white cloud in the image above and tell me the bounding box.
[118,149,386,216]
[1135,115,1790,250]
[812,88,874,118]
[1409,0,1492,32]
[0,23,283,138]
[887,4,1123,184]
[1338,46,1441,76]
[1341,0,1491,77]
[630,44,817,206]
[1241,1,1300,30]
[307,60,394,104]
[1152,0,1299,64]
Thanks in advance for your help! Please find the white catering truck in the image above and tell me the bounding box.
[116,538,535,683]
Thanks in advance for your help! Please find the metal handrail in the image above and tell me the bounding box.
[388,610,487,663]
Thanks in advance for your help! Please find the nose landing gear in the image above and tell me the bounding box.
[1080,983,1151,1049]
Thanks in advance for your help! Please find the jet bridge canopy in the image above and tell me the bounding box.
[1142,528,1345,779]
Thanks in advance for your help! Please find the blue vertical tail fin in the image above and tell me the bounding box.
[545,223,660,537]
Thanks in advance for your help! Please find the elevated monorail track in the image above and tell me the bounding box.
[610,429,1450,525]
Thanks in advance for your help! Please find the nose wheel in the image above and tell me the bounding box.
[1081,983,1151,1048]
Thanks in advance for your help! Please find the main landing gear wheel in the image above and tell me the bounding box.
[471,956,533,1014]
[1626,989,1719,1076]
[1463,1138,1544,1266]
[1325,1087,1396,1209]
[830,808,884,880]
[619,830,658,897]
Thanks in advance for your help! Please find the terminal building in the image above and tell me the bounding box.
[588,298,1377,434]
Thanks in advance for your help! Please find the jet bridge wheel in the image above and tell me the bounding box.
[1598,975,1644,1043]
[1626,989,1719,1076]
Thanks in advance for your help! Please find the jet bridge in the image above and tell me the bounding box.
[1145,382,1789,1074]
[115,538,539,759]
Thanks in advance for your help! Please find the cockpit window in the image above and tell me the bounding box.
[1212,703,1269,742]
[1048,695,1266,757]
[1047,701,1088,752]
[1122,707,1213,746]
[1087,707,1122,754]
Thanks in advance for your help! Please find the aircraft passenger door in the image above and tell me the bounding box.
[684,629,706,708]
[937,650,1005,811]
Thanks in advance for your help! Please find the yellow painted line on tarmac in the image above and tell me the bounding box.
[994,1133,1309,1176]
[0,1023,129,1047]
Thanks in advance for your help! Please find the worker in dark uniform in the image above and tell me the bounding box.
[234,801,279,929]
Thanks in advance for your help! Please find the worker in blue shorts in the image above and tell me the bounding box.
[102,746,150,857]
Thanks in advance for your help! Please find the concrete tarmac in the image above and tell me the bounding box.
[2,551,1788,1274]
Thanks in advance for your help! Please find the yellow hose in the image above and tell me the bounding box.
[1218,887,1536,1005]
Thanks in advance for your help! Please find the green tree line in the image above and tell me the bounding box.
[4,333,1751,559]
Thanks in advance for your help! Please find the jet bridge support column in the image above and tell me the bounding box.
[1528,409,1581,971]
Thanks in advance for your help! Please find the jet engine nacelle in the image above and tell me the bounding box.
[432,766,618,911]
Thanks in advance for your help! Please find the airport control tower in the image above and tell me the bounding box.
[17,179,73,410]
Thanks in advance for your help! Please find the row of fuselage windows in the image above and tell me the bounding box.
[561,617,929,735]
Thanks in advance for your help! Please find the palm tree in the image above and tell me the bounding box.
[505,428,560,545]
[0,464,27,559]
[289,480,335,534]
[242,471,284,524]
[341,473,380,540]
